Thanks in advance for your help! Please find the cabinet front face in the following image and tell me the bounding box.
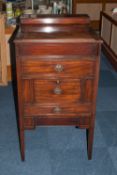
[16,41,99,129]
[21,66,95,129]
[21,58,95,113]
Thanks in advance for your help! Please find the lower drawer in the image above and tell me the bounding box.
[24,103,92,117]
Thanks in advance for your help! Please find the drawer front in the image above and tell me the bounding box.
[23,79,94,104]
[33,79,81,103]
[24,103,92,117]
[21,58,95,78]
[18,43,99,56]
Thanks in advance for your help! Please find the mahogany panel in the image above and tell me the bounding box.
[21,25,89,33]
[84,79,94,102]
[18,43,99,56]
[21,58,95,78]
[20,15,90,25]
[34,79,81,103]
[24,116,91,129]
[23,78,94,104]
[23,80,33,103]
[24,103,92,117]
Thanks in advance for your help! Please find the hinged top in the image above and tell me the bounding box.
[15,15,102,43]
[20,14,90,25]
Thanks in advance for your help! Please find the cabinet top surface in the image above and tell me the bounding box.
[15,15,101,43]
[15,30,99,43]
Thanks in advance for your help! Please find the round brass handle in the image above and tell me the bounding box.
[53,106,61,113]
[55,64,64,72]
[56,80,60,84]
[54,87,62,95]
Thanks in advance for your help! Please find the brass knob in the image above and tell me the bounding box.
[56,80,60,84]
[53,106,61,113]
[55,64,64,72]
[54,87,62,95]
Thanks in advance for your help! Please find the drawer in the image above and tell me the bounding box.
[23,79,94,104]
[18,43,99,56]
[21,58,95,78]
[33,79,81,103]
[24,103,92,117]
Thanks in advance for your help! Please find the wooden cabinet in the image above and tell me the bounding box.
[14,15,102,161]
[101,11,117,70]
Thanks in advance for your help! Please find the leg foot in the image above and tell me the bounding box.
[86,128,94,160]
[19,130,25,161]
[75,126,79,128]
